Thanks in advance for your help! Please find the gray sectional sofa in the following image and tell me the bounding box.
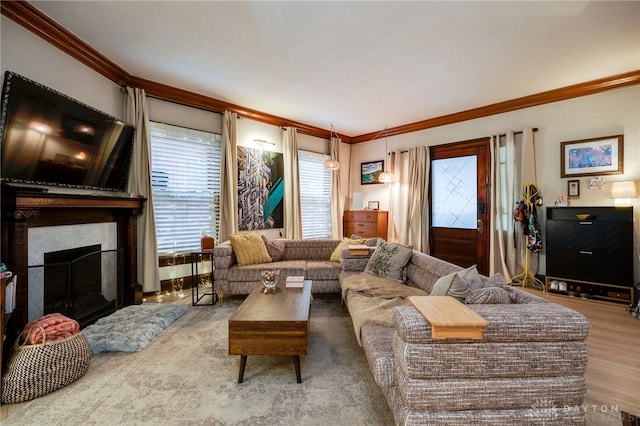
[213,239,346,295]
[213,237,590,425]
[340,247,590,425]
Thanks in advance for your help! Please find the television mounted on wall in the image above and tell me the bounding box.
[0,71,135,192]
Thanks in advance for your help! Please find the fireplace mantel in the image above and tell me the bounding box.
[1,188,145,329]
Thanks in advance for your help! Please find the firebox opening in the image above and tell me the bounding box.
[43,245,119,326]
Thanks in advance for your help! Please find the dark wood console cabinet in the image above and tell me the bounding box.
[343,210,388,239]
[545,206,634,304]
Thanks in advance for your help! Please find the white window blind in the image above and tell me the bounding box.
[298,150,332,239]
[150,122,222,254]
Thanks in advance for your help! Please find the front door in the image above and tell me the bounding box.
[429,138,490,275]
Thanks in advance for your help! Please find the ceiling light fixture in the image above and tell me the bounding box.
[378,127,393,183]
[324,124,341,171]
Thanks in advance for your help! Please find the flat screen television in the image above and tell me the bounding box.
[0,71,135,192]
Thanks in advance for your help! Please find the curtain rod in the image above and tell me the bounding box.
[498,127,538,137]
[388,127,539,155]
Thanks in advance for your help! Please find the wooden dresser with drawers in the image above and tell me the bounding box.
[343,210,388,239]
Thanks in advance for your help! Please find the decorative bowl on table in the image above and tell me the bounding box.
[261,269,280,293]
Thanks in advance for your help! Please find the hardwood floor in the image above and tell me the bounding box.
[523,288,640,425]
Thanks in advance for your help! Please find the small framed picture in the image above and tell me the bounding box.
[568,180,580,198]
[361,160,384,185]
[54,153,69,164]
[589,177,604,190]
[367,201,380,210]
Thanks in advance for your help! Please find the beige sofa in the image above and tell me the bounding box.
[339,247,590,425]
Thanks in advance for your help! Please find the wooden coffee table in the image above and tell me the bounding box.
[228,280,312,383]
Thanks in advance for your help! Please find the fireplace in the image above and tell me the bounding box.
[1,189,144,331]
[40,244,122,326]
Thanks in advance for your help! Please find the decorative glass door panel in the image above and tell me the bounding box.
[432,155,477,229]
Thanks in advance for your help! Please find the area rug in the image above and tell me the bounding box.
[3,299,393,425]
[82,304,188,354]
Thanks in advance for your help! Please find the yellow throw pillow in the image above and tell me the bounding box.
[330,238,365,263]
[229,232,272,266]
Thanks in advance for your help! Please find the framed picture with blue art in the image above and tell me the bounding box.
[560,135,623,178]
[361,160,384,185]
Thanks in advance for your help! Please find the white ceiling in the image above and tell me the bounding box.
[30,1,640,137]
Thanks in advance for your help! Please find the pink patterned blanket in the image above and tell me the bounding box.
[20,313,80,344]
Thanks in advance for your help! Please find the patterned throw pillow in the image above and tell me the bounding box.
[330,238,365,262]
[229,232,272,266]
[364,241,413,283]
[261,235,286,262]
[465,286,513,304]
[484,273,509,288]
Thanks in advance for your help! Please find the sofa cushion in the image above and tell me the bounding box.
[457,265,483,292]
[361,324,396,387]
[330,238,365,262]
[306,260,341,281]
[429,272,470,302]
[465,286,513,304]
[261,235,286,262]
[229,232,272,266]
[281,239,339,261]
[225,260,306,282]
[404,253,463,294]
[364,241,413,283]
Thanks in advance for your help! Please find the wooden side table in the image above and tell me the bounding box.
[409,296,489,339]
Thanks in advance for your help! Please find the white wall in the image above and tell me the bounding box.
[349,86,640,281]
[1,17,124,119]
[147,97,222,134]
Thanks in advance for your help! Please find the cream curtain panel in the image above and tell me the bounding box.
[282,127,303,239]
[219,111,238,243]
[125,87,160,293]
[329,135,343,239]
[388,146,430,252]
[489,128,537,278]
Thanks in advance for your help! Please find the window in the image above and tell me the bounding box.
[150,122,222,253]
[298,150,332,239]
[431,155,477,229]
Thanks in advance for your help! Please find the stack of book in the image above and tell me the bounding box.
[347,244,370,256]
[285,275,305,288]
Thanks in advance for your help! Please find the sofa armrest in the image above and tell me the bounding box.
[393,303,589,344]
[341,247,374,272]
[213,241,236,269]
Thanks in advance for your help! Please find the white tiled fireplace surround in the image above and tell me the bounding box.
[27,222,117,322]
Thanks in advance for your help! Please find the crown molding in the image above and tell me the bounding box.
[351,70,640,143]
[4,1,639,144]
[128,75,341,140]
